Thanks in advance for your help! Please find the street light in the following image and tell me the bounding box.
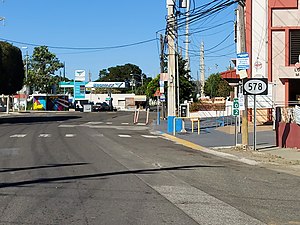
[21,47,28,111]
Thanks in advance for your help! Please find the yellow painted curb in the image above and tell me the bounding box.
[162,133,206,151]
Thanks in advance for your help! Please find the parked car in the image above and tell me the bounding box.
[92,102,110,112]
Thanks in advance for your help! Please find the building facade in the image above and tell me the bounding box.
[247,0,300,106]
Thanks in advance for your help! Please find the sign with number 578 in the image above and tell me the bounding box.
[243,78,268,95]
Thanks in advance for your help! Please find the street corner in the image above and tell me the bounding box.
[161,133,206,151]
[211,145,300,176]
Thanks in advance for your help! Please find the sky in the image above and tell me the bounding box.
[0,0,237,81]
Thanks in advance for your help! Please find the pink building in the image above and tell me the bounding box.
[246,0,300,106]
[247,0,300,148]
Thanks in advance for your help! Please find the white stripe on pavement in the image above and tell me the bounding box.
[38,134,51,138]
[65,134,76,138]
[10,134,27,138]
[118,135,131,138]
[141,135,159,139]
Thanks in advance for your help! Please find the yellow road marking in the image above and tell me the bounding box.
[162,133,206,151]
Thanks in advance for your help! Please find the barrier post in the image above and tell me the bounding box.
[173,117,176,136]
[191,120,194,133]
[146,108,150,125]
[198,118,200,135]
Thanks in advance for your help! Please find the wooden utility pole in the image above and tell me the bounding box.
[238,0,249,148]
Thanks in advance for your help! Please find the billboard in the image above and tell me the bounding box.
[75,70,86,81]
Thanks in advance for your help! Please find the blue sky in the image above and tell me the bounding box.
[0,0,237,81]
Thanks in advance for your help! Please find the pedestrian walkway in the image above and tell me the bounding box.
[151,119,300,176]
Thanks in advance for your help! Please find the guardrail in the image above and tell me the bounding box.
[173,117,200,136]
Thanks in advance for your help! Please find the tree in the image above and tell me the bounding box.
[96,63,147,93]
[145,56,195,102]
[204,73,232,98]
[0,41,25,95]
[145,75,159,99]
[177,55,196,102]
[27,46,64,93]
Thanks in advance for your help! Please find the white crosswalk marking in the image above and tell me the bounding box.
[86,122,103,125]
[141,135,159,139]
[118,134,131,138]
[58,125,76,128]
[121,122,129,125]
[65,134,76,138]
[106,122,112,125]
[136,123,146,126]
[39,134,51,138]
[10,134,27,138]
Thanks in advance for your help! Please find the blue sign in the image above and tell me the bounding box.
[237,52,250,71]
[74,81,86,99]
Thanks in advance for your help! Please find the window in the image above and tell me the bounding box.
[289,30,300,65]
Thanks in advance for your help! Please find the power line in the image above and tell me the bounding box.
[0,37,157,50]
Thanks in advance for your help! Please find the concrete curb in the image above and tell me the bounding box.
[160,132,260,166]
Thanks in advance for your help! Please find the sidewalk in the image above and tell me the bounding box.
[152,119,300,176]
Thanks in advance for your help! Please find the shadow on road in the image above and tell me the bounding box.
[0,115,81,124]
[0,162,90,173]
[0,164,223,188]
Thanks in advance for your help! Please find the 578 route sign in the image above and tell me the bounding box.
[243,78,268,95]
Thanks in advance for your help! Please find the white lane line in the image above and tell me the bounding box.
[137,123,146,126]
[10,134,27,138]
[58,125,76,128]
[86,122,103,125]
[65,134,76,138]
[106,122,113,125]
[38,134,51,138]
[121,122,129,125]
[141,135,159,139]
[118,135,131,138]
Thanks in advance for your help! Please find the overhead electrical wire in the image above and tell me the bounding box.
[0,37,157,51]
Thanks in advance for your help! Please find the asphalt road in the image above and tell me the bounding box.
[0,111,299,225]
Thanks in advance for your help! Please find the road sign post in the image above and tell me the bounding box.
[243,78,268,151]
[232,98,240,146]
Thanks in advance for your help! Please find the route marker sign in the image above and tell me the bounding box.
[243,78,268,95]
[232,98,240,116]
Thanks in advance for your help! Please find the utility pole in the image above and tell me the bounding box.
[200,41,205,97]
[88,70,92,82]
[184,0,190,72]
[167,0,176,118]
[160,34,166,119]
[237,0,249,148]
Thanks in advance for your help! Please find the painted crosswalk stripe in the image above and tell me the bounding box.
[86,122,103,125]
[118,134,131,138]
[59,125,76,128]
[106,122,112,125]
[10,134,27,138]
[65,134,76,138]
[121,122,129,125]
[141,135,159,139]
[137,123,146,126]
[39,134,51,138]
